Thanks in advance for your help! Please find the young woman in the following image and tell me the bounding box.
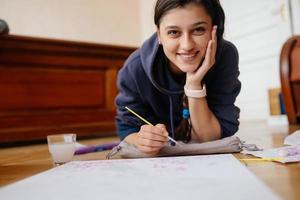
[115,0,241,155]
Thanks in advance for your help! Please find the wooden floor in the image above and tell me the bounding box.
[0,121,299,200]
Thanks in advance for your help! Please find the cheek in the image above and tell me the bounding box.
[198,36,210,49]
[196,37,211,57]
[162,40,178,55]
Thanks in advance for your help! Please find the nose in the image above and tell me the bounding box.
[180,33,194,51]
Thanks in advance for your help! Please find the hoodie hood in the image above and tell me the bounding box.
[139,33,184,95]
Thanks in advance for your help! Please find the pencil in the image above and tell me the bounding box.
[239,157,283,162]
[125,106,178,145]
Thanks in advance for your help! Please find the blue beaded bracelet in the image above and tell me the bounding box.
[182,108,190,119]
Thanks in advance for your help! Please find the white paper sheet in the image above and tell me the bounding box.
[0,154,280,200]
[242,145,300,163]
[284,130,300,145]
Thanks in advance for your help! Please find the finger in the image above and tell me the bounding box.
[137,137,164,150]
[139,137,167,148]
[212,25,217,42]
[211,26,217,62]
[139,130,168,142]
[155,123,166,130]
[141,125,168,139]
[202,40,212,68]
[155,124,168,136]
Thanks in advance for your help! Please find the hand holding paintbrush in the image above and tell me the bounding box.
[124,106,177,155]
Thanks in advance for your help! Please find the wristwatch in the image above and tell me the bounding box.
[184,84,206,98]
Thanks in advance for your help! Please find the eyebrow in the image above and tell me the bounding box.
[164,21,208,30]
[193,22,208,27]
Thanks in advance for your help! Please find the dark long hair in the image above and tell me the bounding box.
[154,0,226,142]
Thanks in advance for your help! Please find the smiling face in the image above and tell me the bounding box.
[157,3,213,74]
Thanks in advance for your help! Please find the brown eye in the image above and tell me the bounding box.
[167,30,179,37]
[194,27,205,35]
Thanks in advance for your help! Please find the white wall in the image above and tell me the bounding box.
[290,0,300,34]
[0,0,141,47]
[221,0,293,121]
[138,0,157,42]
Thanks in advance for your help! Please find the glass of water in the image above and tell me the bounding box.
[47,133,76,166]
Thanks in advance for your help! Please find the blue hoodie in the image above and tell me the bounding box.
[115,33,241,141]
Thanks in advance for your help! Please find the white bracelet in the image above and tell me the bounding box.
[184,84,206,98]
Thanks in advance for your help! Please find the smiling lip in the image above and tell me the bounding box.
[177,51,199,62]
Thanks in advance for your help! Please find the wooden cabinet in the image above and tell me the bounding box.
[0,35,135,144]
